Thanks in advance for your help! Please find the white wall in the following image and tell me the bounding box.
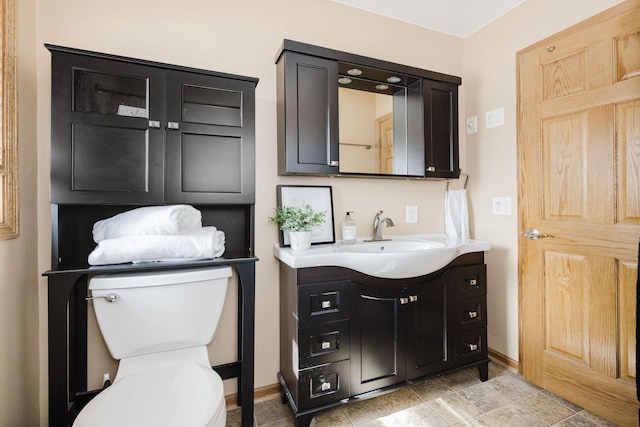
[0,0,40,426]
[462,0,626,360]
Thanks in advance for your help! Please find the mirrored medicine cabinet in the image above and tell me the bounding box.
[276,39,461,179]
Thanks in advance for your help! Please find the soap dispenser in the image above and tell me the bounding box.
[342,211,357,244]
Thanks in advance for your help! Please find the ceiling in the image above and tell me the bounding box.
[331,0,527,38]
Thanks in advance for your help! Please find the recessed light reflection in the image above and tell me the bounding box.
[375,84,389,91]
[347,68,362,76]
[338,77,352,84]
[387,76,401,83]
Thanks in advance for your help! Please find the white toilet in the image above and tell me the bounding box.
[73,266,232,427]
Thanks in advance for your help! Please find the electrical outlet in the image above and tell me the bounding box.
[406,205,418,223]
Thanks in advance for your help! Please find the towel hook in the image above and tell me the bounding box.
[446,173,469,191]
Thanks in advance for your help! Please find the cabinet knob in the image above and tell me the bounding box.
[167,121,180,130]
[148,120,161,128]
[468,311,478,318]
[468,279,478,286]
[400,297,409,304]
[468,343,478,351]
[328,160,339,167]
[426,166,436,172]
[321,341,331,350]
[409,295,418,302]
[321,381,331,391]
[321,300,332,309]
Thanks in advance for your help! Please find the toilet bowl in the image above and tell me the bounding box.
[73,266,232,427]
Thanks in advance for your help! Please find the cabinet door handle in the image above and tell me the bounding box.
[468,279,478,286]
[400,297,409,304]
[426,166,436,172]
[321,300,332,309]
[409,295,418,302]
[468,343,478,351]
[321,341,331,350]
[167,121,180,130]
[321,381,331,391]
[468,311,478,318]
[148,120,161,128]
[328,160,339,167]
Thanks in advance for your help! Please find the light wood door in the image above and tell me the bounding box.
[517,1,640,425]
[376,112,394,174]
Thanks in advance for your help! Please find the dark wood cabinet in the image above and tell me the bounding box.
[49,45,256,205]
[423,79,460,178]
[278,253,489,427]
[277,52,339,175]
[275,39,461,179]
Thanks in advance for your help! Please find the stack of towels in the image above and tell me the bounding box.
[88,205,225,266]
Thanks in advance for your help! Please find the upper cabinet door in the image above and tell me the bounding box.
[164,71,256,204]
[278,52,339,175]
[50,52,165,204]
[423,80,459,178]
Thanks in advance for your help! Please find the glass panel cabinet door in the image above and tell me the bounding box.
[164,71,255,204]
[50,51,165,204]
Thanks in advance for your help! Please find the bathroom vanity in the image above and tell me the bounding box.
[274,237,490,427]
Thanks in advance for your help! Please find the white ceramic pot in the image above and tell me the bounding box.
[288,230,312,250]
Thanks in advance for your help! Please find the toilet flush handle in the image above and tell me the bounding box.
[86,294,119,303]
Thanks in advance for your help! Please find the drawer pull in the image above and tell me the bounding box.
[400,297,409,304]
[468,343,478,351]
[468,311,478,319]
[321,381,331,391]
[469,279,478,286]
[321,300,332,309]
[409,295,418,302]
[321,341,331,350]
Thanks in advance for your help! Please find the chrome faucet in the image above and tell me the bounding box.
[369,210,395,241]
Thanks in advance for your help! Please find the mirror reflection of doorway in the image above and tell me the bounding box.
[376,113,393,174]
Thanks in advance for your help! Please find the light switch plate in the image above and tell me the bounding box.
[466,116,477,134]
[486,107,505,129]
[492,197,512,215]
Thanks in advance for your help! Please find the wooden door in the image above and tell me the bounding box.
[517,1,640,425]
[376,112,393,174]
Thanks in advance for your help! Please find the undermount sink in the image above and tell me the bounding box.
[340,239,446,253]
[273,234,491,279]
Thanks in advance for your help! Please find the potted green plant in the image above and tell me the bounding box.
[268,205,326,250]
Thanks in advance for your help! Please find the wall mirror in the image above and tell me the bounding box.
[336,62,421,176]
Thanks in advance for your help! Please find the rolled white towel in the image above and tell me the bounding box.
[88,227,225,265]
[92,205,202,243]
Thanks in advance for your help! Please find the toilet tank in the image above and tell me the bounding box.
[89,266,232,360]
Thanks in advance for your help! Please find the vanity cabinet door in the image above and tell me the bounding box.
[277,52,339,175]
[423,79,459,179]
[164,71,255,204]
[405,279,454,379]
[350,283,406,395]
[50,51,165,204]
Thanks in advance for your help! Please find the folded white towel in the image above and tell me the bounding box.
[445,189,470,239]
[92,205,202,243]
[88,227,225,265]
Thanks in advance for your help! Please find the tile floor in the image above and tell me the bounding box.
[226,362,621,427]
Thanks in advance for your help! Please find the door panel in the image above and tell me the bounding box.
[518,2,640,425]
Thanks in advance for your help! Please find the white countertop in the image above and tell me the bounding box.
[273,234,490,279]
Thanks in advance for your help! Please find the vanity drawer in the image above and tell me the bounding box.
[298,360,350,410]
[299,321,350,368]
[455,328,487,364]
[454,264,486,299]
[298,281,350,326]
[456,296,487,330]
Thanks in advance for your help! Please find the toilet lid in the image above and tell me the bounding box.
[73,363,225,427]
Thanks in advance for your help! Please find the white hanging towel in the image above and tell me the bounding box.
[445,189,470,239]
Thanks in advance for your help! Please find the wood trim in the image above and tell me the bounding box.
[225,383,281,407]
[488,347,519,372]
[0,0,18,240]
